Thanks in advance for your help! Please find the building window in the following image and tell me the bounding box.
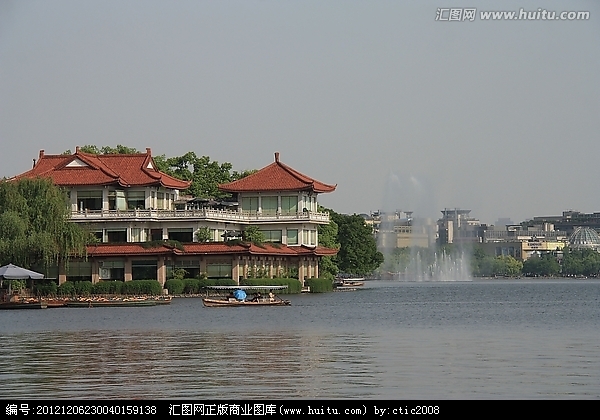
[108,190,126,210]
[281,196,298,214]
[66,261,92,282]
[207,262,232,278]
[131,228,148,242]
[106,229,127,243]
[241,197,259,212]
[157,192,165,209]
[261,196,278,215]
[99,260,125,280]
[77,190,102,211]
[168,228,193,242]
[261,230,282,243]
[132,260,157,280]
[302,229,317,246]
[168,260,201,279]
[287,229,298,245]
[150,229,163,241]
[127,191,146,210]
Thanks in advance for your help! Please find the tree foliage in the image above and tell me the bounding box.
[195,226,212,243]
[325,208,383,275]
[561,247,600,276]
[153,152,255,198]
[316,213,340,280]
[522,253,561,276]
[242,226,265,244]
[0,178,90,270]
[63,145,141,155]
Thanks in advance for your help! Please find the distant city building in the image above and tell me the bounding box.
[437,209,485,246]
[525,210,600,236]
[568,227,600,251]
[367,210,436,249]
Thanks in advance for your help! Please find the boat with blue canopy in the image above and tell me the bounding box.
[202,285,291,307]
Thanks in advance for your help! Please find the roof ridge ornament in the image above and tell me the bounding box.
[274,152,280,162]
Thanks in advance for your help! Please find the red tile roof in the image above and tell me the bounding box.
[218,152,336,194]
[86,242,338,257]
[14,147,191,190]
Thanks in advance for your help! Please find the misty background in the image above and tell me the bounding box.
[1,0,599,225]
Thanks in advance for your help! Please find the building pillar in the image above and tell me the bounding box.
[232,257,240,284]
[200,258,207,277]
[58,262,67,285]
[124,258,132,281]
[157,256,166,286]
[69,189,78,213]
[102,188,109,211]
[298,258,305,285]
[91,260,100,284]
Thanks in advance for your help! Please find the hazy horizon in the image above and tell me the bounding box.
[2,1,599,225]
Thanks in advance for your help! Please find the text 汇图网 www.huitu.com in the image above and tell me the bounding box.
[436,8,590,22]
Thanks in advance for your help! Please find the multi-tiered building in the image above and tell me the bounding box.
[14,148,337,285]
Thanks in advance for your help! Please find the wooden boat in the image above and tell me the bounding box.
[65,297,159,307]
[0,300,48,309]
[154,296,173,305]
[44,298,68,308]
[334,277,365,289]
[202,285,291,307]
[202,297,291,307]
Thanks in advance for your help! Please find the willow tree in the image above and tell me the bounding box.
[0,178,90,270]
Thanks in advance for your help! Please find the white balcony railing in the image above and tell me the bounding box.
[70,208,330,224]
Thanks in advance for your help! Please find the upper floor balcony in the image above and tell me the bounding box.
[69,207,331,224]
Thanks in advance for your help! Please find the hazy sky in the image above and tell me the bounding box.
[1,0,599,225]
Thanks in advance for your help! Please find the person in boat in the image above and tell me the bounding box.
[252,292,262,302]
[233,289,246,301]
[268,290,275,302]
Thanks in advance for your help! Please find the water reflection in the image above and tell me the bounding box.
[1,280,600,399]
[1,330,381,399]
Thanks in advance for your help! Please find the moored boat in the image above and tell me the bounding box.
[334,277,365,289]
[65,297,161,307]
[44,298,68,308]
[0,299,48,309]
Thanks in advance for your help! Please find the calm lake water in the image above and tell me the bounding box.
[1,279,599,399]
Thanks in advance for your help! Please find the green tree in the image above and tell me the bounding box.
[0,178,90,270]
[495,255,523,277]
[522,253,560,276]
[243,226,265,244]
[154,152,255,199]
[195,226,212,243]
[327,209,383,275]
[316,212,340,280]
[562,247,600,276]
[63,145,141,155]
